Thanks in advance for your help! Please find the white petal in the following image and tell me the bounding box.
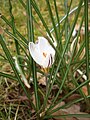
[42,54,51,68]
[29,42,44,66]
[42,54,54,68]
[38,37,55,56]
[38,37,49,52]
[72,29,77,37]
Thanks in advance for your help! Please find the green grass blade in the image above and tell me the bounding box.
[27,0,40,114]
[0,72,17,81]
[8,0,20,56]
[19,0,26,8]
[84,0,90,96]
[53,0,60,38]
[45,0,59,41]
[45,113,90,119]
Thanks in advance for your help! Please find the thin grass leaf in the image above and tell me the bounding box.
[45,113,90,119]
[84,0,90,96]
[27,0,40,114]
[72,15,85,61]
[73,59,85,73]
[64,0,70,41]
[0,72,17,81]
[19,0,26,8]
[71,74,87,103]
[8,0,20,56]
[45,0,59,42]
[53,0,63,52]
[53,0,60,39]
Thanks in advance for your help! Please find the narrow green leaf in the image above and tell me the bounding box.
[0,72,17,81]
[8,0,20,56]
[46,0,59,42]
[45,113,90,119]
[84,0,90,95]
[27,0,40,114]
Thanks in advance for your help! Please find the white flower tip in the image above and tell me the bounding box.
[38,36,48,44]
[24,81,31,88]
[77,69,87,81]
[53,40,57,47]
[72,29,77,37]
[38,36,43,40]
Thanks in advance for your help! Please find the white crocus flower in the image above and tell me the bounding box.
[29,37,56,68]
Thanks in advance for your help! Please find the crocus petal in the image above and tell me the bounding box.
[42,53,55,68]
[29,42,44,66]
[70,37,79,53]
[38,37,55,57]
[72,29,77,37]
[38,37,50,52]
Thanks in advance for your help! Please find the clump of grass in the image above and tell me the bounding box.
[0,0,90,119]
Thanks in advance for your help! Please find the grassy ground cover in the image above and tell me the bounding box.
[0,0,90,120]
